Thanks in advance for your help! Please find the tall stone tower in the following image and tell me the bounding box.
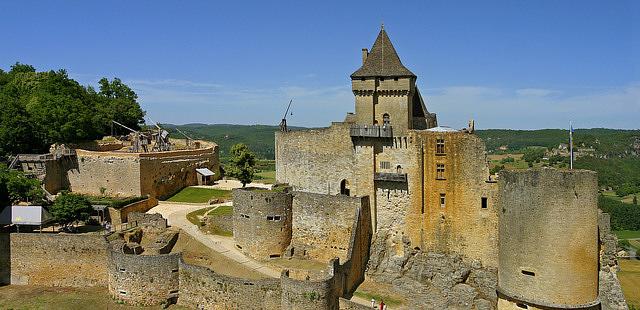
[350,26,436,136]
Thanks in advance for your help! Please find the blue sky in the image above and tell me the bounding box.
[1,1,638,129]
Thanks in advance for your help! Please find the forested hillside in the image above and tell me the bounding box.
[476,128,640,157]
[0,63,144,159]
[166,124,307,160]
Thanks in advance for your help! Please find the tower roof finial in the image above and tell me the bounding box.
[381,22,384,30]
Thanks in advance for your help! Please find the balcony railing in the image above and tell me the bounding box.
[350,124,393,138]
[374,172,407,182]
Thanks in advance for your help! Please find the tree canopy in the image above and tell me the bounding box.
[226,143,257,187]
[49,192,93,228]
[0,63,145,159]
[0,164,44,207]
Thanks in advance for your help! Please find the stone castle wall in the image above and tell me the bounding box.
[5,233,108,287]
[177,259,282,309]
[497,169,599,309]
[281,260,343,310]
[107,197,159,225]
[108,249,180,305]
[67,145,219,198]
[233,187,293,260]
[289,192,365,262]
[276,123,354,195]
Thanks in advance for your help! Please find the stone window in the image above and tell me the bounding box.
[240,214,250,219]
[396,165,403,174]
[267,216,274,221]
[440,193,446,208]
[521,270,535,276]
[380,161,390,170]
[436,139,445,155]
[119,290,127,295]
[119,267,126,272]
[481,197,488,209]
[274,215,281,221]
[436,164,445,180]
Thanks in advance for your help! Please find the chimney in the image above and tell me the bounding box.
[361,48,368,64]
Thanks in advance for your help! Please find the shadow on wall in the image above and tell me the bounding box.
[0,233,9,285]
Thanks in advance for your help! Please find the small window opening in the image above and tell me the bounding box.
[396,165,403,174]
[267,216,274,221]
[340,179,350,196]
[383,113,390,126]
[481,197,488,209]
[436,138,446,155]
[119,268,126,272]
[236,244,242,249]
[516,303,528,309]
[269,254,281,258]
[380,161,390,169]
[436,164,445,180]
[521,270,535,276]
[169,289,179,294]
[119,290,127,295]
[171,268,178,273]
[394,77,398,81]
[274,215,281,221]
[440,194,446,208]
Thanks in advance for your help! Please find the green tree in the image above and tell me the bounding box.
[226,143,256,187]
[96,78,145,132]
[0,164,44,206]
[49,192,93,228]
[634,195,638,205]
[523,148,546,165]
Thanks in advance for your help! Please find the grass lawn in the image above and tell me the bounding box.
[603,191,639,204]
[615,230,640,240]
[186,206,216,226]
[0,285,188,309]
[255,170,276,184]
[618,260,640,308]
[166,187,230,203]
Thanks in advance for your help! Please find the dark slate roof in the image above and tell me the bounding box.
[351,28,415,79]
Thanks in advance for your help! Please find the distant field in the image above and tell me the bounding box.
[618,260,640,308]
[255,170,276,184]
[615,230,640,240]
[166,187,231,203]
[0,285,188,309]
[603,191,639,205]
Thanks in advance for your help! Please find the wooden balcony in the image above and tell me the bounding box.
[374,172,407,182]
[350,125,393,138]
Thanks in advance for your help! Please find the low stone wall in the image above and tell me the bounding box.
[108,197,158,225]
[177,259,282,309]
[205,213,233,233]
[339,298,371,310]
[8,233,108,287]
[340,199,372,296]
[108,249,180,306]
[281,260,342,310]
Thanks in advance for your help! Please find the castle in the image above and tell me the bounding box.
[0,27,629,310]
[275,27,627,309]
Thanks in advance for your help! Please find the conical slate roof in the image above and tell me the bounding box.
[351,28,415,78]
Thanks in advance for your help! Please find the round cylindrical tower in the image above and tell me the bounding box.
[232,187,293,260]
[497,169,599,309]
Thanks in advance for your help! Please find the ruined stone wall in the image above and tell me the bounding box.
[409,131,499,267]
[68,145,219,198]
[233,188,292,260]
[108,250,180,306]
[598,211,629,310]
[497,169,599,309]
[275,123,354,195]
[128,212,168,229]
[290,192,364,262]
[178,259,281,309]
[341,199,372,296]
[8,233,108,286]
[115,197,159,224]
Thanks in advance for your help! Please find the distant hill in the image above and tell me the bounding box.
[163,124,309,160]
[164,124,640,161]
[476,128,640,158]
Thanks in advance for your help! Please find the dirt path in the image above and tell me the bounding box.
[148,202,281,278]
